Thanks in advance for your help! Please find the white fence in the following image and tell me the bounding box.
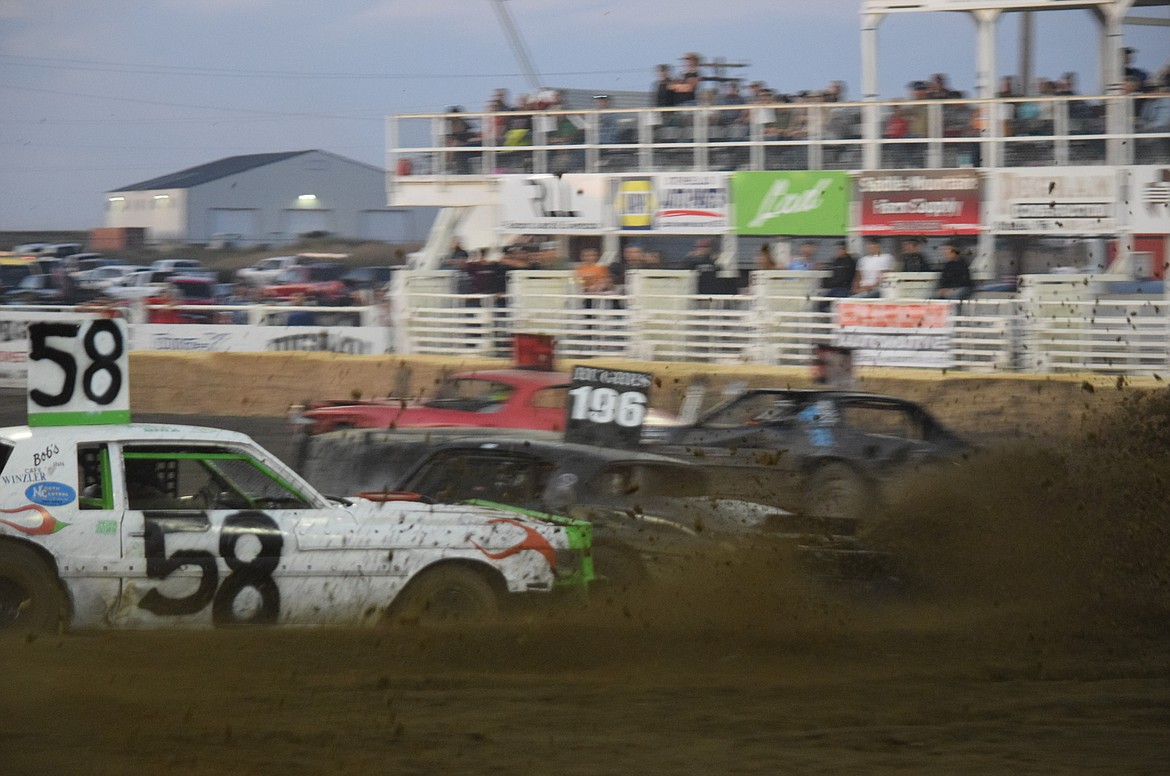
[2,268,1168,385]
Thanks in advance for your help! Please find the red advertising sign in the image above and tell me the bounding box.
[857,170,981,235]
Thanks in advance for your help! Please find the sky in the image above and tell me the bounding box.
[1,0,1167,231]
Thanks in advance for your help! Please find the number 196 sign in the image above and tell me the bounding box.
[28,318,130,426]
[564,366,652,448]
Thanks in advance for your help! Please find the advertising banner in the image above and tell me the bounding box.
[498,174,608,233]
[857,169,981,235]
[0,315,394,389]
[832,300,953,369]
[613,173,730,233]
[732,171,850,235]
[1123,166,1170,234]
[989,167,1118,234]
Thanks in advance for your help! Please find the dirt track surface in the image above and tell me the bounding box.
[3,383,1170,774]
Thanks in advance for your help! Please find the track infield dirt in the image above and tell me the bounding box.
[3,362,1170,775]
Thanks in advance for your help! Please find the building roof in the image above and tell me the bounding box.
[111,150,316,192]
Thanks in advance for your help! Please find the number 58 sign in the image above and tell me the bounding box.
[564,366,652,448]
[28,318,130,426]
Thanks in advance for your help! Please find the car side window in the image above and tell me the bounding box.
[408,451,552,503]
[78,444,112,510]
[122,445,311,511]
[839,403,923,440]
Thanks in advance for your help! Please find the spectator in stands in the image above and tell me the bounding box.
[790,241,816,270]
[441,237,469,269]
[653,64,676,108]
[717,81,748,130]
[1137,77,1170,160]
[682,237,718,272]
[852,238,894,297]
[444,107,479,173]
[900,238,931,272]
[819,241,857,312]
[1124,47,1149,87]
[610,242,658,289]
[670,52,702,106]
[754,243,778,270]
[934,241,974,300]
[574,247,613,293]
[463,249,501,302]
[593,94,622,145]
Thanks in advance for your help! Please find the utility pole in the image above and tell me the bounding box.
[491,0,543,93]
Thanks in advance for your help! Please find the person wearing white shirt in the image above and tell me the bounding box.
[852,239,894,297]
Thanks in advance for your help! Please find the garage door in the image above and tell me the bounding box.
[283,209,333,237]
[208,209,258,243]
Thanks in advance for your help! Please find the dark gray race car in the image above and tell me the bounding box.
[297,429,880,589]
[642,389,971,520]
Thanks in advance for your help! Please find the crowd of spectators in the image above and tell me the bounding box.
[437,46,1169,168]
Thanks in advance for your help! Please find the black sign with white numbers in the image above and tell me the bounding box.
[564,366,652,448]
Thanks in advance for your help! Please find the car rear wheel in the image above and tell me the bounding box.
[389,565,499,626]
[803,463,872,522]
[0,544,65,633]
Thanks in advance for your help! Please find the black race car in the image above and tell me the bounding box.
[297,429,885,589]
[641,389,971,520]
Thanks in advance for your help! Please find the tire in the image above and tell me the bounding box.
[803,463,872,522]
[389,565,499,626]
[0,544,65,634]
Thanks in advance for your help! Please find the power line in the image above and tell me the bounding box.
[0,54,644,81]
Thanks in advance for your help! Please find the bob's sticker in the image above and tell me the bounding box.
[26,481,76,507]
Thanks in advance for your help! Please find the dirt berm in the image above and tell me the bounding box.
[130,350,1162,442]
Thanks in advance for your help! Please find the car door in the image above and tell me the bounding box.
[112,441,347,628]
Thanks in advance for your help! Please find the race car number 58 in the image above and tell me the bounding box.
[27,318,130,426]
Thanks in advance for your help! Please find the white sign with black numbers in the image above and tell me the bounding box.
[27,318,130,426]
[564,365,652,448]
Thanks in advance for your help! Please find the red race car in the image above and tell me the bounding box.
[300,368,677,436]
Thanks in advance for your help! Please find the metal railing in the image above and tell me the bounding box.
[390,93,1170,178]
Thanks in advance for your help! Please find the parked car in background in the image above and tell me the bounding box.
[0,255,37,290]
[75,264,143,293]
[104,269,174,301]
[236,256,303,286]
[342,266,394,294]
[150,258,215,279]
[3,273,64,305]
[146,276,222,323]
[261,262,349,304]
[643,389,971,520]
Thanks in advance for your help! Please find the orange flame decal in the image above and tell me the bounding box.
[471,517,557,570]
[0,504,68,536]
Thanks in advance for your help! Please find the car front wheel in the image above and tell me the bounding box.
[388,565,500,626]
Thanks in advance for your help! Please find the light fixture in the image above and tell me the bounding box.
[153,194,169,200]
[108,196,125,202]
[297,194,317,201]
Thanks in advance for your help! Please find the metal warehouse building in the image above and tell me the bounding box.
[104,149,434,247]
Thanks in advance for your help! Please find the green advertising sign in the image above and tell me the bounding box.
[732,171,850,235]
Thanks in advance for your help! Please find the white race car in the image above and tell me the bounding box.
[0,318,593,632]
